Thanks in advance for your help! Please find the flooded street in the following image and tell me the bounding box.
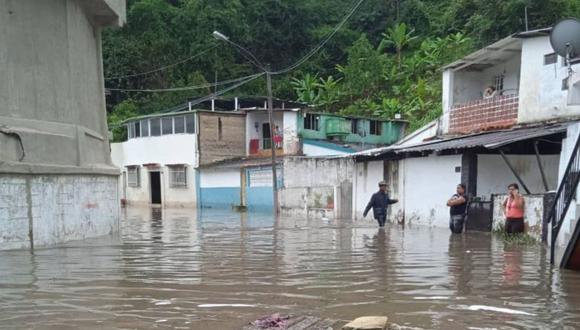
[1,207,580,329]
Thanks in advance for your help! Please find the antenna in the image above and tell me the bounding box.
[550,18,580,60]
[551,18,580,106]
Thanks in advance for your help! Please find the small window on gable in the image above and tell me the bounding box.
[370,120,382,136]
[127,166,140,187]
[544,53,557,65]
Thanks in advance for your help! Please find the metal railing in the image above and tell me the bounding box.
[550,130,580,264]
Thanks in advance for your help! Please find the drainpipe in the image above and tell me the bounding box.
[211,98,215,112]
[235,97,239,111]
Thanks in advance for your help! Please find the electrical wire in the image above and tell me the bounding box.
[106,73,263,93]
[105,45,218,80]
[270,0,365,75]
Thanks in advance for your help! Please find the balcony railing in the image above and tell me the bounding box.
[449,93,519,134]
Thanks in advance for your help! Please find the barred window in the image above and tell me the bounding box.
[304,114,319,130]
[127,166,140,187]
[169,166,187,187]
[370,120,382,135]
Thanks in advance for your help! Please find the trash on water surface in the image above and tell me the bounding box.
[251,313,290,329]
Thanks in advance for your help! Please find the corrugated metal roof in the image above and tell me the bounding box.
[353,123,569,160]
[398,124,566,153]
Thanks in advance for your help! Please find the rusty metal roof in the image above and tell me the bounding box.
[353,123,569,160]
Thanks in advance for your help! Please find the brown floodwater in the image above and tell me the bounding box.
[1,207,580,330]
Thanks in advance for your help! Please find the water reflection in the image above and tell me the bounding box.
[0,207,579,329]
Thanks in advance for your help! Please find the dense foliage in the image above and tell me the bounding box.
[103,0,580,132]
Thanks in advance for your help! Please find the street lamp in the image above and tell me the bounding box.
[212,31,279,214]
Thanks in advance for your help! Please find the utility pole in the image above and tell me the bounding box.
[266,68,279,214]
[212,31,279,214]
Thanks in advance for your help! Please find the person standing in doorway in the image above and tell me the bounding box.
[502,183,525,234]
[273,126,283,149]
[447,184,468,234]
[363,181,398,228]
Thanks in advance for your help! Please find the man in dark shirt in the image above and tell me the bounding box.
[363,181,398,227]
[447,183,468,234]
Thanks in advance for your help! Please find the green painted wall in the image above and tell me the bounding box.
[298,112,405,146]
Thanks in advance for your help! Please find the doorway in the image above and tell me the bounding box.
[262,122,271,149]
[150,171,162,205]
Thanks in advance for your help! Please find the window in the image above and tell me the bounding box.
[494,74,504,93]
[186,114,196,134]
[218,118,223,140]
[304,114,319,131]
[174,116,185,134]
[134,121,141,138]
[544,53,558,65]
[370,120,382,135]
[169,165,187,187]
[162,117,173,135]
[140,119,149,137]
[127,166,140,187]
[127,123,134,139]
[150,118,161,136]
[563,77,569,91]
[351,119,359,134]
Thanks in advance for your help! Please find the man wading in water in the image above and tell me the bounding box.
[447,184,468,234]
[363,181,398,228]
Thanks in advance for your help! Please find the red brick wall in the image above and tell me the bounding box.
[449,95,518,134]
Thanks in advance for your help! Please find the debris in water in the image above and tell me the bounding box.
[251,314,290,329]
[198,304,255,308]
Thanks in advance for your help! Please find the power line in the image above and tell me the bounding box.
[166,73,265,112]
[106,73,263,93]
[271,0,365,75]
[105,45,218,80]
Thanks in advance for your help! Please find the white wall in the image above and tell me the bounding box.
[283,111,300,154]
[519,37,580,123]
[111,134,197,168]
[477,154,560,197]
[303,143,351,157]
[397,120,438,147]
[400,155,462,227]
[353,160,384,219]
[111,134,198,206]
[200,168,240,188]
[245,111,283,149]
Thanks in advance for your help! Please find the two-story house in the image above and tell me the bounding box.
[112,97,407,211]
[348,27,580,259]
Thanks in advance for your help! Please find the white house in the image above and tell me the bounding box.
[347,27,580,269]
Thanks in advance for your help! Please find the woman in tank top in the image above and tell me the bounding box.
[502,183,525,234]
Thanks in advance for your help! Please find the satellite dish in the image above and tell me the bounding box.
[550,18,580,58]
